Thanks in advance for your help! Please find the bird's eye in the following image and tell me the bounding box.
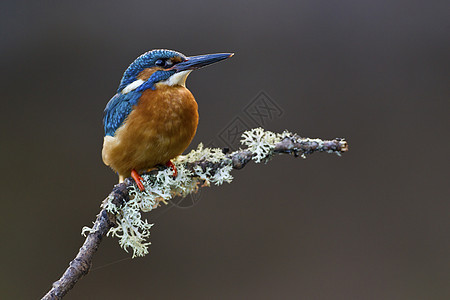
[155,59,175,69]
[164,60,174,68]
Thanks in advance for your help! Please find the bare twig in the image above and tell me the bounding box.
[42,134,348,299]
[42,183,130,300]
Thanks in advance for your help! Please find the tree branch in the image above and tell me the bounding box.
[42,131,348,299]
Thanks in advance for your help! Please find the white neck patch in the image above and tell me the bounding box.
[121,70,192,94]
[121,79,144,94]
[156,70,192,87]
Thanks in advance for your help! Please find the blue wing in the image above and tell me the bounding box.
[103,91,142,136]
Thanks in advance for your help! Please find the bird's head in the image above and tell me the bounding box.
[118,49,233,94]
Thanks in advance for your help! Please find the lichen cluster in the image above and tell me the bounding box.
[83,128,289,257]
[240,128,293,162]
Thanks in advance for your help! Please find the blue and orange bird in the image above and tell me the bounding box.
[102,49,233,191]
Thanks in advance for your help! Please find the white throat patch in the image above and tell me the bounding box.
[157,70,192,87]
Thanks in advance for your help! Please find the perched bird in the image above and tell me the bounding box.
[102,49,233,191]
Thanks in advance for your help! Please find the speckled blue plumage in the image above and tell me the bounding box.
[103,91,141,136]
[136,69,176,92]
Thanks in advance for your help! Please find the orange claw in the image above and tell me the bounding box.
[165,161,178,177]
[131,169,145,191]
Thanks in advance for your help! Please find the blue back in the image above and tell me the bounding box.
[103,91,141,137]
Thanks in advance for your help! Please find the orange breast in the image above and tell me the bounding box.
[102,85,199,178]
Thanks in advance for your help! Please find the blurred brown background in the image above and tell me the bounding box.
[1,0,449,299]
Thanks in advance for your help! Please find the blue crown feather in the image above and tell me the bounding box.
[117,49,186,92]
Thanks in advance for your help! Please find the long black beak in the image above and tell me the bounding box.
[174,53,234,72]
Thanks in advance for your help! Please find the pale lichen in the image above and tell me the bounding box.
[106,198,153,258]
[240,127,282,163]
[98,143,236,257]
[90,128,289,257]
[175,143,227,164]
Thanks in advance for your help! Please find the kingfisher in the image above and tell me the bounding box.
[102,49,233,191]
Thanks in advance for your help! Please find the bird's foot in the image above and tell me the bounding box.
[165,161,178,177]
[131,169,145,191]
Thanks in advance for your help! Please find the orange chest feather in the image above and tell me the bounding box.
[129,86,199,136]
[104,85,200,175]
[102,85,199,177]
